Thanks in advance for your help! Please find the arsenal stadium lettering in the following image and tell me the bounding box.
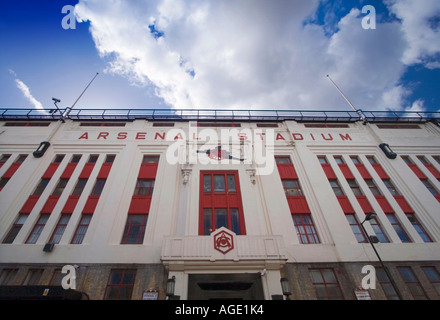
[77,131,352,142]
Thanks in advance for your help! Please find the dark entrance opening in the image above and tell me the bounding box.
[188,273,264,300]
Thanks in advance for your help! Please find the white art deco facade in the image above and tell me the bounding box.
[0,108,439,300]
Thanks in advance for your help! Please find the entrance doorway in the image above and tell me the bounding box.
[187,273,264,300]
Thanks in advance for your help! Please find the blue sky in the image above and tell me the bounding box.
[1,0,439,112]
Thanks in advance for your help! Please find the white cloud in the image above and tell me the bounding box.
[9,70,43,110]
[74,0,437,111]
[385,0,440,69]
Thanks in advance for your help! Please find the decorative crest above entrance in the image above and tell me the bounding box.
[213,228,234,254]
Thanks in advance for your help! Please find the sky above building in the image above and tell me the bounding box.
[1,0,439,113]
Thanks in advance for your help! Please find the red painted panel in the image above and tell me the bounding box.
[394,195,414,213]
[128,196,151,214]
[321,164,337,179]
[2,163,22,178]
[337,195,355,214]
[288,196,311,214]
[42,163,60,179]
[138,164,158,179]
[435,195,440,203]
[41,195,60,214]
[277,164,298,179]
[82,195,100,214]
[355,164,372,179]
[338,164,354,179]
[356,195,373,213]
[425,164,440,179]
[98,163,113,179]
[375,195,394,213]
[20,195,40,213]
[61,195,80,214]
[79,163,96,179]
[371,164,389,179]
[61,163,78,179]
[408,164,427,179]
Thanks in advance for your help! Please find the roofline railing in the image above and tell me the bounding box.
[0,108,439,123]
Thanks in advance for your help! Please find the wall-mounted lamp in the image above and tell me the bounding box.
[166,276,176,299]
[280,277,291,300]
[33,141,51,158]
[379,143,397,159]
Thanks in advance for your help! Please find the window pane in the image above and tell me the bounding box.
[203,209,212,235]
[204,175,211,193]
[215,209,227,229]
[214,175,225,192]
[230,208,240,235]
[227,175,236,192]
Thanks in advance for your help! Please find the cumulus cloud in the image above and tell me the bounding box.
[385,0,440,69]
[9,70,43,110]
[74,0,439,111]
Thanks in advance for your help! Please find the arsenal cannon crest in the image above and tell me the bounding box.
[213,228,235,254]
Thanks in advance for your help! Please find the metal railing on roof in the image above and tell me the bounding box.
[0,108,439,123]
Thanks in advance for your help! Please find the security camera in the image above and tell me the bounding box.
[52,98,61,103]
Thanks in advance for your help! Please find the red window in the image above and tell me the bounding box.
[293,215,320,244]
[104,269,136,300]
[26,214,50,244]
[199,171,245,235]
[49,214,71,244]
[2,214,28,244]
[121,214,148,244]
[397,267,428,300]
[71,214,92,244]
[309,268,343,300]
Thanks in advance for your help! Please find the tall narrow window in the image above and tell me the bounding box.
[329,180,344,196]
[292,215,320,244]
[376,268,399,300]
[421,267,440,296]
[199,171,245,235]
[104,269,136,300]
[22,269,44,285]
[33,178,50,196]
[398,267,428,300]
[406,214,432,242]
[345,214,367,243]
[134,179,154,196]
[309,268,343,300]
[91,178,106,196]
[72,178,88,195]
[2,214,28,244]
[347,179,363,196]
[49,214,71,244]
[365,179,381,195]
[52,178,68,196]
[26,214,50,244]
[282,179,303,196]
[369,217,389,243]
[71,214,92,244]
[421,179,439,196]
[386,214,411,243]
[121,215,148,244]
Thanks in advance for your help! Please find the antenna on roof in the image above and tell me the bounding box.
[62,72,99,120]
[33,72,99,158]
[326,74,367,123]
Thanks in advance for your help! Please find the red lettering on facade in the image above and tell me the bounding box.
[339,133,352,141]
[292,133,304,140]
[136,132,147,140]
[238,133,248,140]
[310,133,315,140]
[155,132,166,140]
[276,133,285,140]
[174,133,184,140]
[255,133,265,140]
[97,132,109,139]
[117,132,127,140]
[79,132,88,140]
[321,133,333,141]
